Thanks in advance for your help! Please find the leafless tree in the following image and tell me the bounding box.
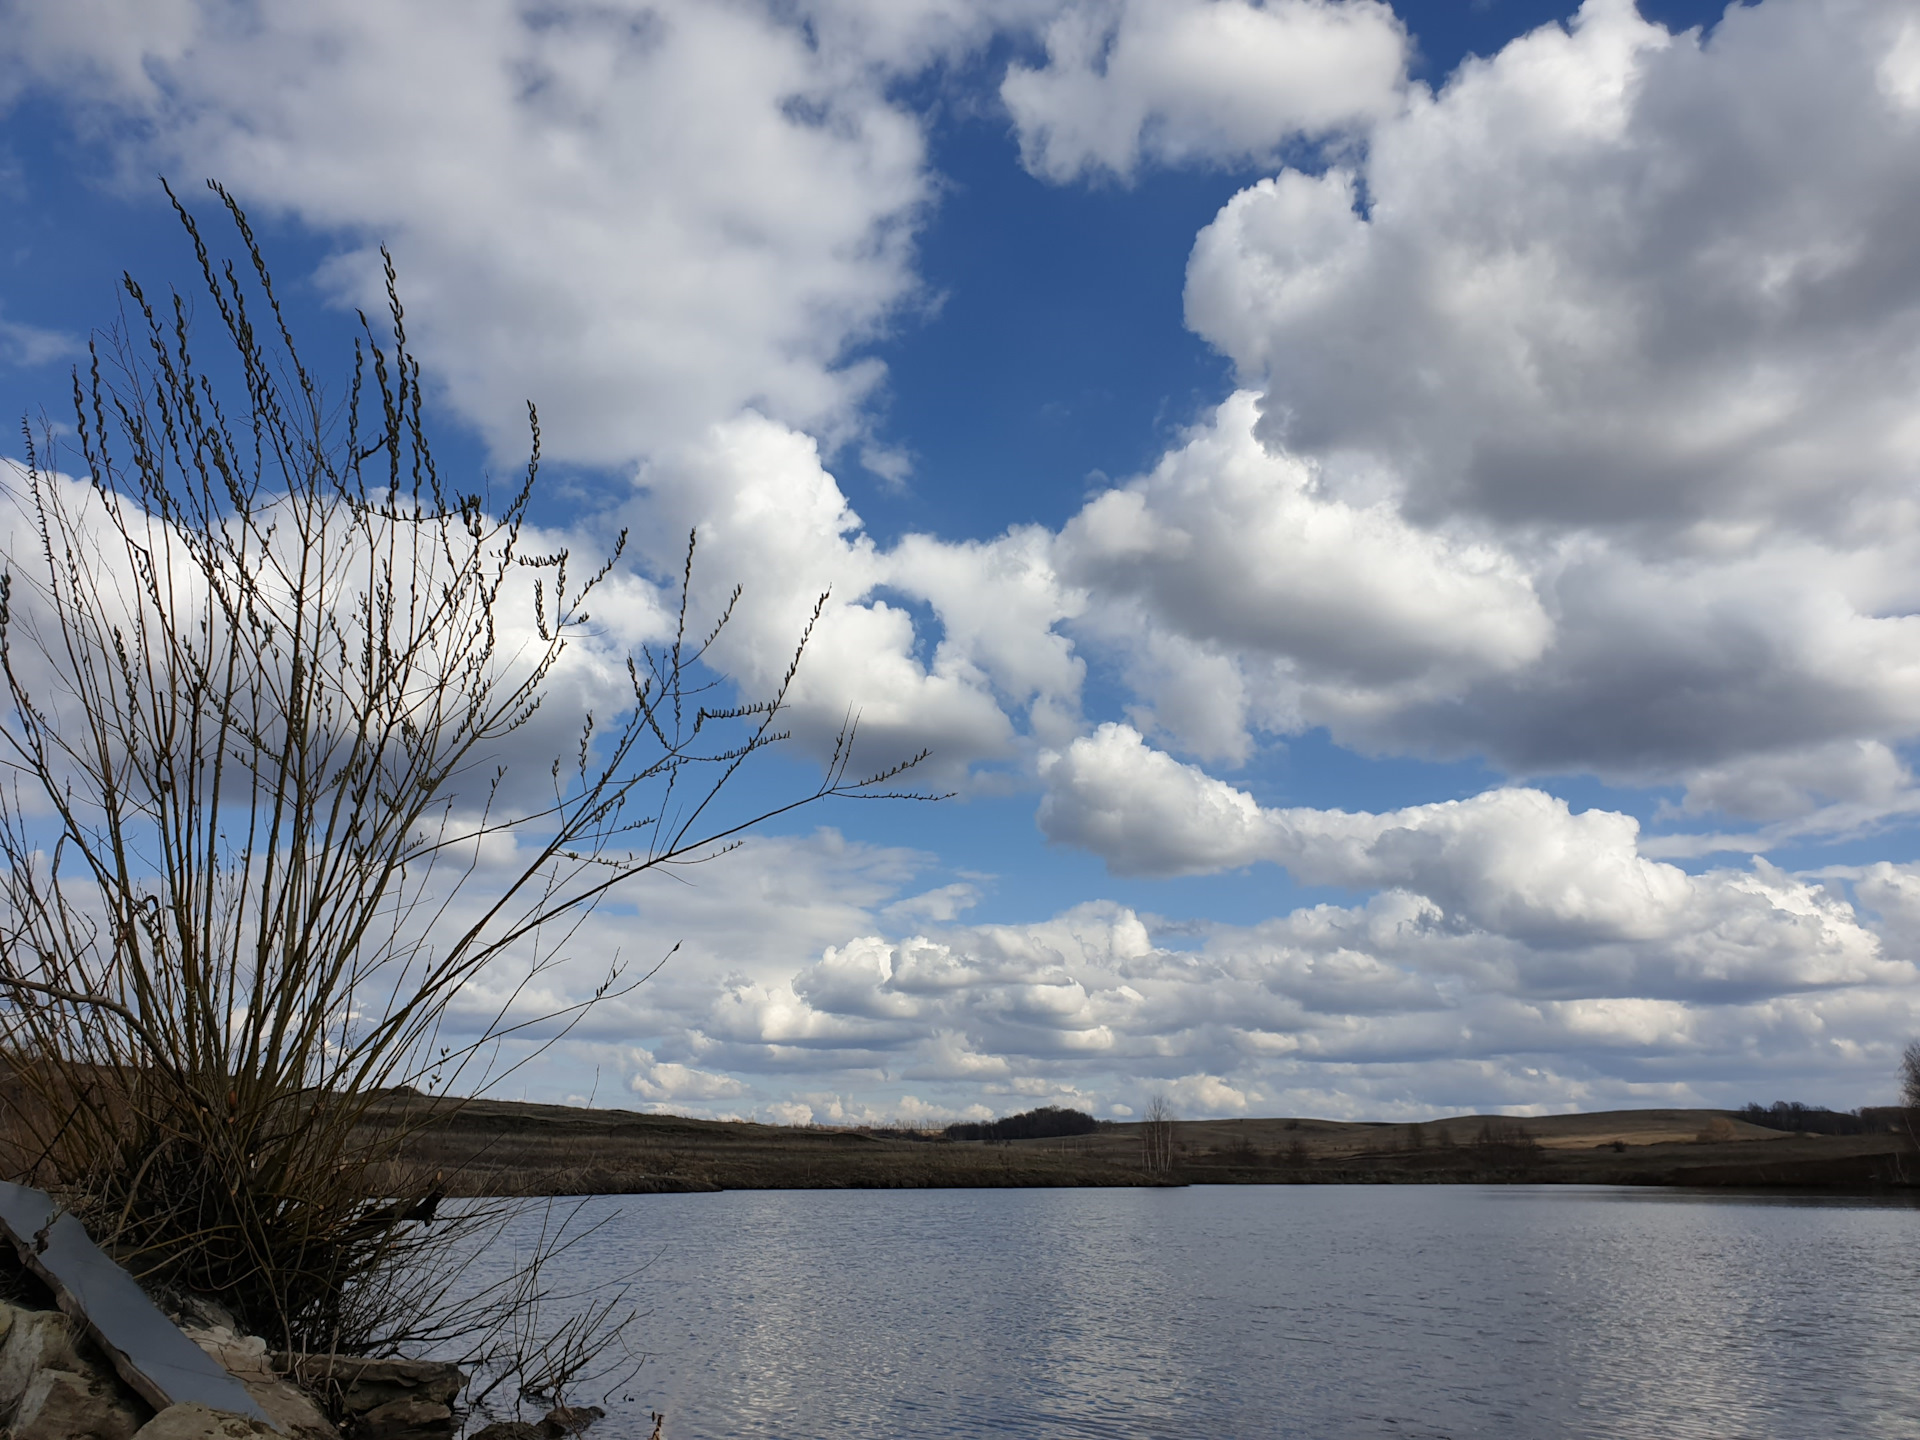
[0,182,927,1368]
[1141,1092,1174,1175]
[1878,1040,1920,1189]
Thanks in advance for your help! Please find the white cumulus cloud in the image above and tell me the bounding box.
[1003,0,1408,182]
[1056,392,1548,761]
[1038,723,1903,974]
[1133,0,1920,805]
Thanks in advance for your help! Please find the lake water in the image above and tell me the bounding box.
[479,1185,1920,1439]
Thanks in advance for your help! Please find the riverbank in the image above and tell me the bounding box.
[372,1097,1915,1194]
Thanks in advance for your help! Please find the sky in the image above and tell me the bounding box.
[4,0,1920,1124]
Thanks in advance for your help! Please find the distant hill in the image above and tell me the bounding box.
[362,1097,1917,1196]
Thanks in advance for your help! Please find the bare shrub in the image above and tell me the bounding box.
[0,183,926,1369]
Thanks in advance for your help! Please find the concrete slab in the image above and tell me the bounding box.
[0,1182,276,1429]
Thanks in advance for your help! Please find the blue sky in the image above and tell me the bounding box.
[5,0,1919,1123]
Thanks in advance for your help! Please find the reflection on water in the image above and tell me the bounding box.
[476,1185,1920,1439]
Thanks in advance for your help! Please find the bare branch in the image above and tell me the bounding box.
[0,187,932,1384]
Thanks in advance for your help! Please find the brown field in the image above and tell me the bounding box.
[369,1096,1918,1196]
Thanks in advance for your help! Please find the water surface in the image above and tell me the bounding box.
[481,1185,1920,1438]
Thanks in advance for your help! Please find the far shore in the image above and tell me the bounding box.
[369,1097,1917,1196]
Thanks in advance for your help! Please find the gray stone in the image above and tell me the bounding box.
[184,1327,338,1440]
[542,1404,605,1435]
[272,1353,463,1415]
[0,1307,85,1412]
[10,1363,143,1440]
[133,1402,278,1439]
[462,1406,609,1440]
[0,1182,273,1427]
[358,1394,454,1438]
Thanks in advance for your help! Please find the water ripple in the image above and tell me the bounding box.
[472,1185,1920,1439]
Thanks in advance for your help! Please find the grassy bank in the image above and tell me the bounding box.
[370,1097,1916,1195]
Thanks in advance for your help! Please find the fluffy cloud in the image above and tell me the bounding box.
[1057,392,1547,760]
[627,1049,749,1105]
[1002,0,1407,182]
[629,414,1085,778]
[1187,0,1920,536]
[1,0,932,464]
[1634,741,1920,860]
[1059,395,1546,685]
[1679,742,1915,825]
[969,0,1920,799]
[1037,722,1900,967]
[0,0,1103,783]
[1108,0,1920,799]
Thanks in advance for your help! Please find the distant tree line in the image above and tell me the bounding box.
[1737,1102,1905,1135]
[944,1106,1098,1142]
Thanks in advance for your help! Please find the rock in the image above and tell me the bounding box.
[0,1304,151,1438]
[184,1326,338,1439]
[186,1325,268,1364]
[0,1306,85,1410]
[543,1404,605,1435]
[133,1402,278,1438]
[11,1363,143,1440]
[272,1351,462,1436]
[466,1424,546,1440]
[274,1352,464,1414]
[462,1405,606,1440]
[0,1308,147,1439]
[228,1369,337,1440]
[358,1394,454,1438]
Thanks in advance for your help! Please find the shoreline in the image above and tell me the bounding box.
[371,1097,1917,1196]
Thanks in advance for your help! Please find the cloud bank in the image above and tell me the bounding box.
[476,829,1920,1123]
